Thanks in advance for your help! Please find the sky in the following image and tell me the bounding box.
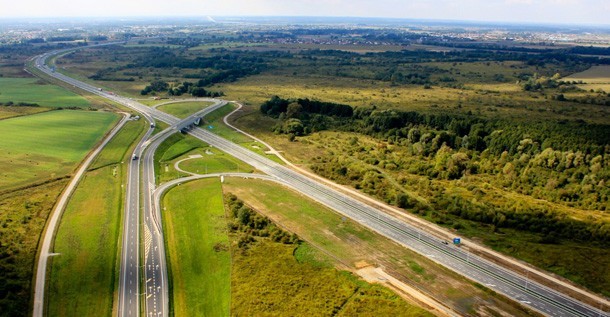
[0,0,609,26]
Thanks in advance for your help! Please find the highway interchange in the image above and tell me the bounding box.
[32,44,608,317]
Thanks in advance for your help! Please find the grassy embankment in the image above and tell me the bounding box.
[0,111,119,316]
[162,178,433,317]
[156,101,214,119]
[46,119,146,316]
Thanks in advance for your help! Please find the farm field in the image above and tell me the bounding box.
[162,179,231,317]
[564,65,610,92]
[0,110,118,191]
[46,118,146,316]
[156,100,214,119]
[0,78,90,108]
[564,65,610,83]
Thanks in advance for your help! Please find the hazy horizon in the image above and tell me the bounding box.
[1,0,609,26]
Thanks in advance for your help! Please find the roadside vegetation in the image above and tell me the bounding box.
[203,104,285,164]
[252,95,610,295]
[224,178,538,316]
[161,177,433,316]
[46,119,146,316]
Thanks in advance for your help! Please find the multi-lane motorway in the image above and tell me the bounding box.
[139,103,226,317]
[33,44,607,317]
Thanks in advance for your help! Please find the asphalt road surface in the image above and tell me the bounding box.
[34,44,607,317]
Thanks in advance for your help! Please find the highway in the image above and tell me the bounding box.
[139,103,227,317]
[117,112,154,317]
[33,44,608,317]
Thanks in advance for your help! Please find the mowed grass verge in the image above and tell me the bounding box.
[0,110,118,191]
[162,179,231,317]
[46,119,146,316]
[0,77,90,108]
[157,101,214,119]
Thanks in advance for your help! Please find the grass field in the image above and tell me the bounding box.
[223,178,538,316]
[0,110,118,191]
[0,78,90,108]
[160,178,432,316]
[46,114,146,316]
[157,101,214,119]
[162,179,231,317]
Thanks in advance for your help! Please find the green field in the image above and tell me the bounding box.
[157,101,214,119]
[162,179,231,317]
[0,78,90,108]
[46,166,122,316]
[0,110,118,190]
[46,117,146,316]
